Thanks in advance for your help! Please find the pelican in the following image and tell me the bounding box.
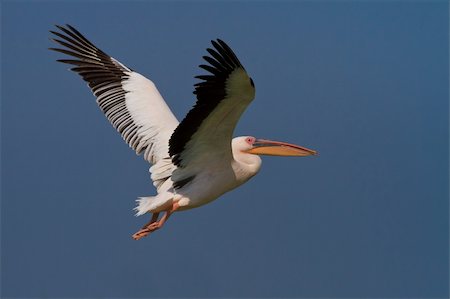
[50,25,317,240]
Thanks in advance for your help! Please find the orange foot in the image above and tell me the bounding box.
[132,222,161,240]
[132,202,179,240]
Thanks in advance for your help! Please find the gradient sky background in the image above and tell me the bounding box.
[1,1,449,298]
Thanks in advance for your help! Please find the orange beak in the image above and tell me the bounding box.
[245,139,317,157]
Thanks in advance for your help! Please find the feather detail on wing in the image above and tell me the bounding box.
[168,39,255,188]
[49,25,178,190]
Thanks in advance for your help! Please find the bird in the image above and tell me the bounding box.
[49,24,317,240]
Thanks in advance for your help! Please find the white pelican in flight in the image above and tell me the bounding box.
[50,25,317,240]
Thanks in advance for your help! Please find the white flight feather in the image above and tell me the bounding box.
[120,72,179,190]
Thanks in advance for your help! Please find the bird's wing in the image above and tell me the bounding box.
[49,25,179,191]
[169,39,255,188]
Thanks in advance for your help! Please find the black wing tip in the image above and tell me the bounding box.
[209,40,223,55]
[216,38,227,47]
[211,38,227,50]
[50,24,75,44]
[214,39,242,67]
[53,23,74,30]
[48,47,69,54]
[54,24,64,30]
[51,24,88,44]
[211,38,227,46]
[193,37,245,92]
[53,24,70,34]
[197,39,239,76]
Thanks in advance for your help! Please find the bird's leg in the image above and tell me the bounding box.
[132,212,160,240]
[153,201,179,228]
[141,212,160,229]
[132,202,179,240]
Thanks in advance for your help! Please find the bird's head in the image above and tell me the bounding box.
[235,136,317,157]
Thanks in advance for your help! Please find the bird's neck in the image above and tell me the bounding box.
[231,153,262,184]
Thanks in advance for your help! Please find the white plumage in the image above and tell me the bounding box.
[50,25,317,239]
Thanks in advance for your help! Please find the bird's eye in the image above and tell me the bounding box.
[245,137,254,144]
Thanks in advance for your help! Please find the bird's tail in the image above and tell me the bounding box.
[134,192,173,216]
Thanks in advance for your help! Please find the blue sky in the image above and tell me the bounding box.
[1,1,448,298]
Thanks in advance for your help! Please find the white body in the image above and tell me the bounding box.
[136,137,262,214]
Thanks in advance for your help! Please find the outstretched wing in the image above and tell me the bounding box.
[49,25,178,190]
[169,39,255,188]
